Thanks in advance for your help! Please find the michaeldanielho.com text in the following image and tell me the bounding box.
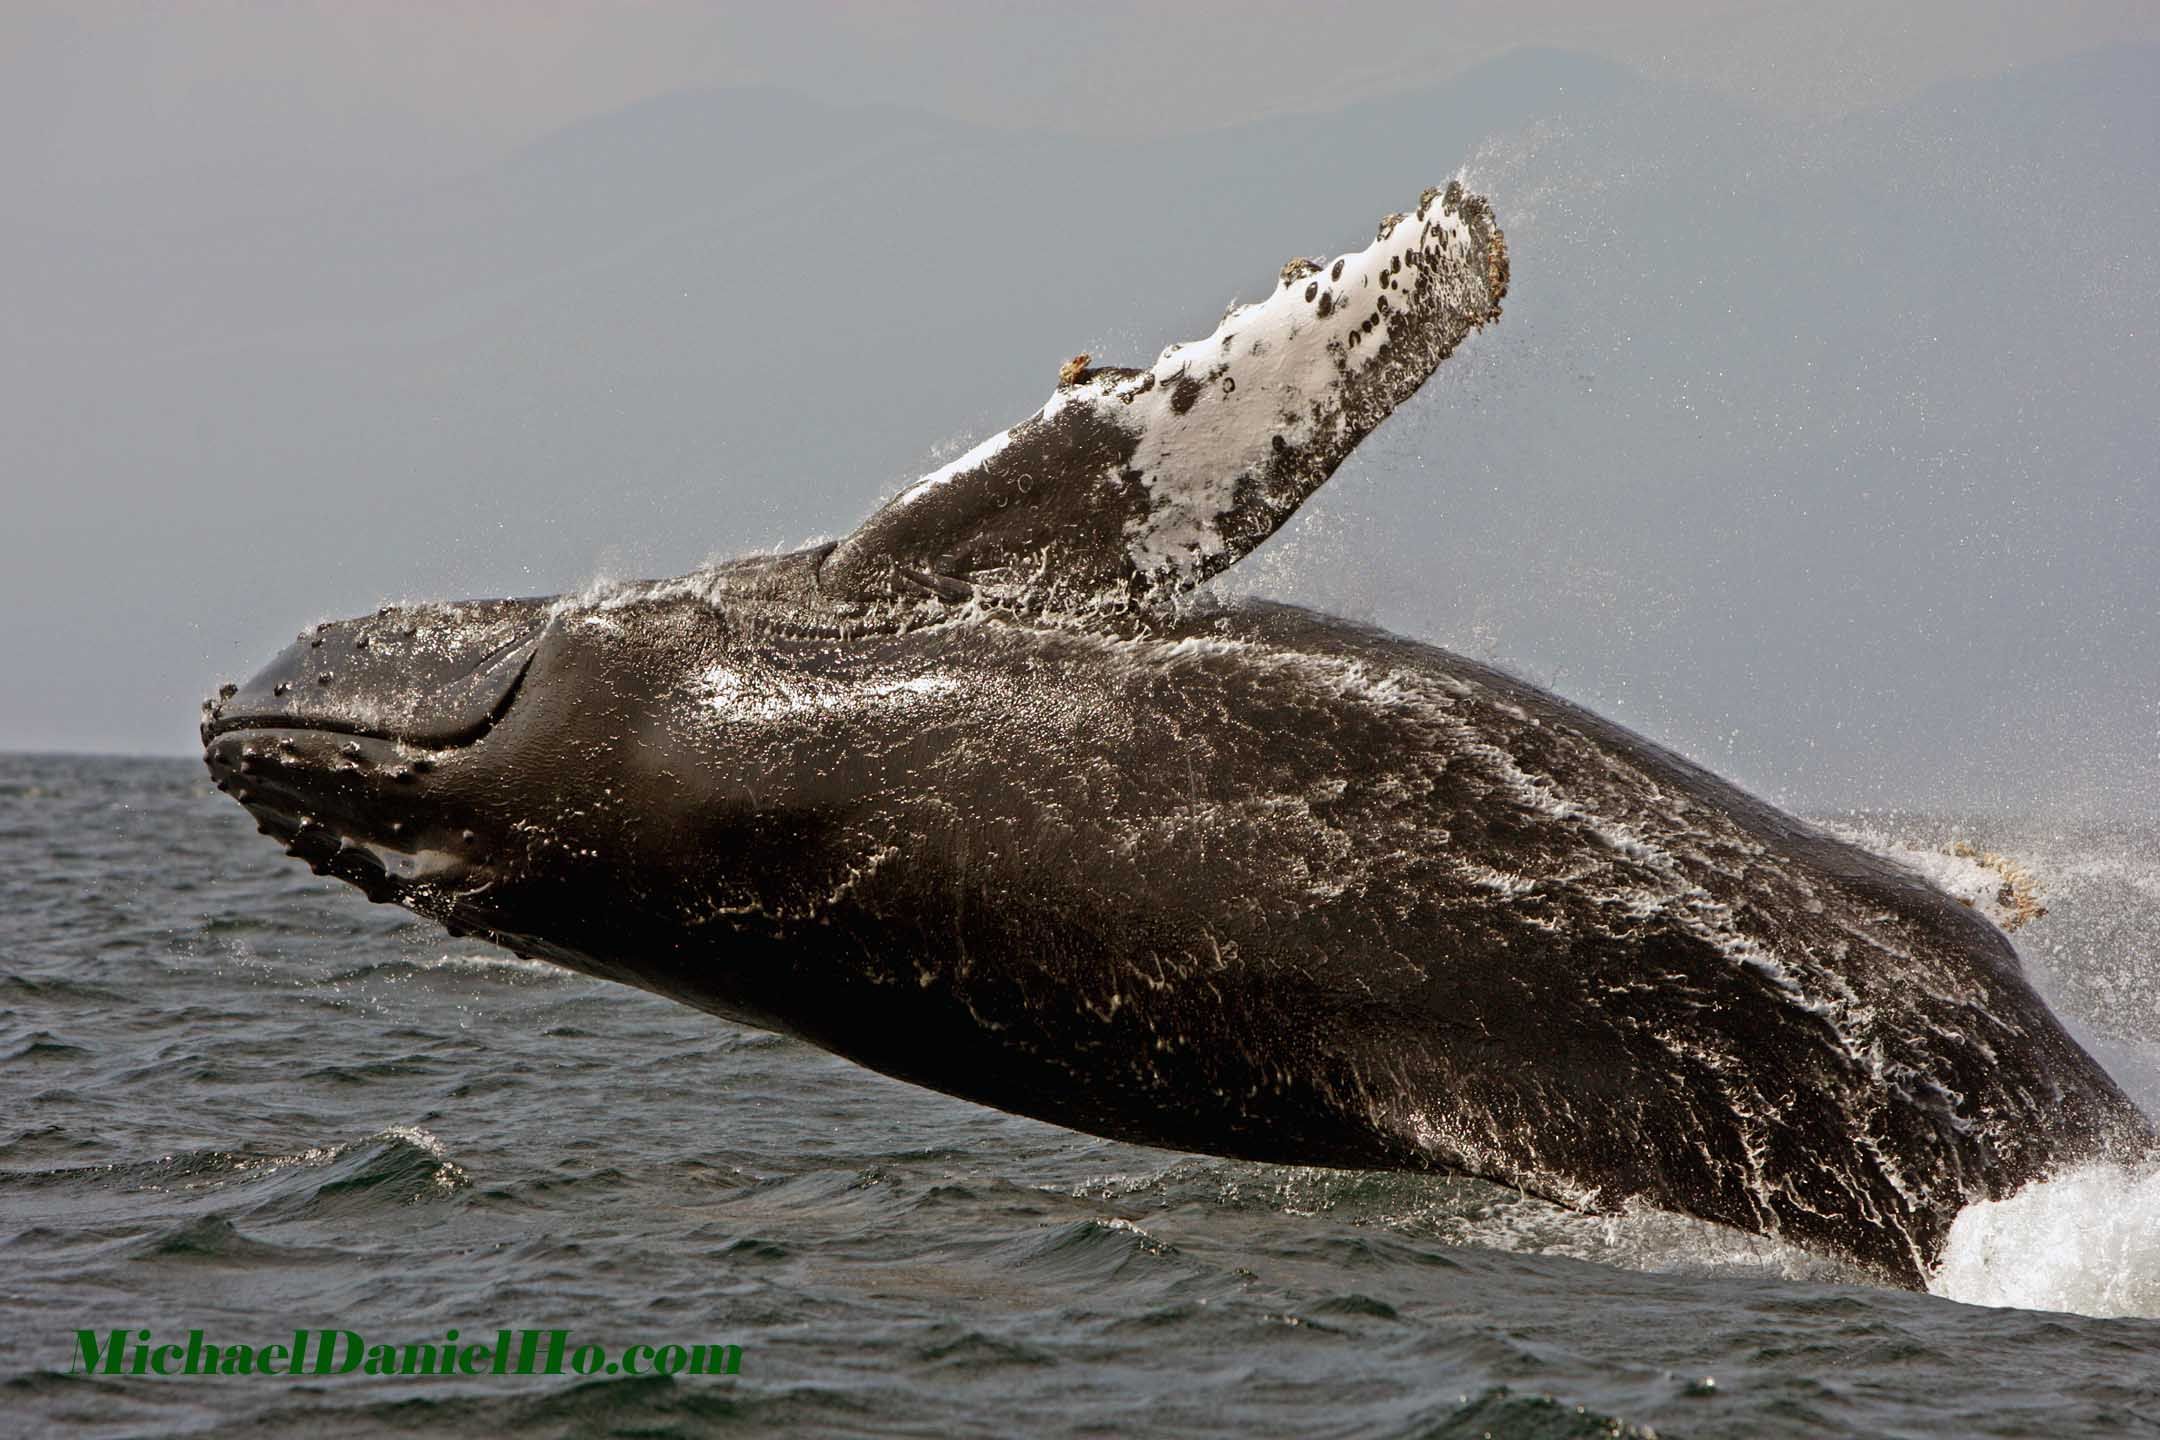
[74,1328,743,1379]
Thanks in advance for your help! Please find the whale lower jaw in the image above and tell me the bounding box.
[205,725,500,937]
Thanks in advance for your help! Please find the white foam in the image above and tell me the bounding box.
[699,664,959,721]
[416,951,567,978]
[1931,1161,2160,1318]
[1824,820,2046,934]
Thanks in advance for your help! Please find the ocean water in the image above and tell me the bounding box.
[5,752,2160,1438]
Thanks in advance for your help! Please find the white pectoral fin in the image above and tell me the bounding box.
[821,180,1507,610]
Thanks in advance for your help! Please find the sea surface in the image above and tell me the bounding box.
[5,752,2160,1438]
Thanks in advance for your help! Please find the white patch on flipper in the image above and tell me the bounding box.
[1114,193,1483,579]
[898,424,1019,502]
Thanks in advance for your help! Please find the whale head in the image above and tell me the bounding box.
[201,592,565,935]
[197,550,864,1019]
[200,178,1509,1005]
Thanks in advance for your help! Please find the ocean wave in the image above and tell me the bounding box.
[1070,1161,1865,1286]
[1422,1386,1661,1440]
[128,1213,347,1265]
[0,1125,470,1217]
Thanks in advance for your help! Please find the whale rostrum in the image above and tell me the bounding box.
[200,179,2147,1289]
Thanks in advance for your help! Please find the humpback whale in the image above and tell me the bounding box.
[200,180,2149,1287]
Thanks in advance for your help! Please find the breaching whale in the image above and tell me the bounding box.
[201,180,2149,1287]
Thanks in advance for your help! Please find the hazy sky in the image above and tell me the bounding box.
[4,4,2155,821]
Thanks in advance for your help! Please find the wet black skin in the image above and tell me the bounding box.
[202,547,2153,1289]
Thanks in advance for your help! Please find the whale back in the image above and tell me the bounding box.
[478,592,2147,1287]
